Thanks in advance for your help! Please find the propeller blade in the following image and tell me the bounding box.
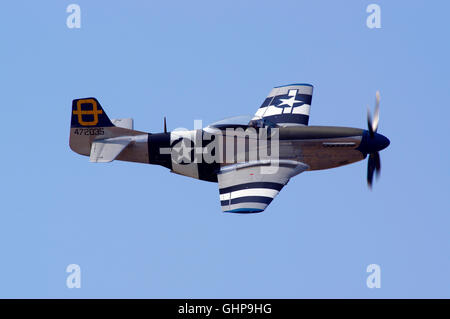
[164,117,167,133]
[372,91,380,133]
[367,153,376,189]
[367,105,374,137]
[365,92,383,188]
[374,151,381,178]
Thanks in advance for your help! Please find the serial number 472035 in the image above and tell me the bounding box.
[73,128,104,136]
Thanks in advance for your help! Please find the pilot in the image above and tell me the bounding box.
[248,118,264,128]
[248,118,278,129]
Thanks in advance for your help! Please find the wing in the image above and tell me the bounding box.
[252,83,314,127]
[218,160,309,213]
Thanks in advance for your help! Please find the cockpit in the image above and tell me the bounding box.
[205,115,279,130]
[248,117,279,129]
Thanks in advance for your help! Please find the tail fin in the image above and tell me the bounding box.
[69,97,149,163]
[69,97,114,156]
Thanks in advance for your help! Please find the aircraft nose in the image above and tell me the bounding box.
[358,131,390,154]
[376,133,390,151]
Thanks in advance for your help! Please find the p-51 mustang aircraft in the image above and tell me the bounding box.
[69,84,390,213]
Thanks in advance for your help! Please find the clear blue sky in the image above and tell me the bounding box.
[0,0,448,298]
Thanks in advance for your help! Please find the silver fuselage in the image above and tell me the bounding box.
[148,125,369,182]
[71,124,387,183]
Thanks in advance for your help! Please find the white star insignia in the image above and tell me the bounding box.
[278,96,301,108]
[172,139,192,164]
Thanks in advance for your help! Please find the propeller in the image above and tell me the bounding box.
[366,91,382,189]
[164,116,167,133]
[367,90,380,137]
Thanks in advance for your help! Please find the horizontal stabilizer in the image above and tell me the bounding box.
[89,136,133,163]
[111,118,134,130]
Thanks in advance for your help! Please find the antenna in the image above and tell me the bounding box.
[164,117,167,133]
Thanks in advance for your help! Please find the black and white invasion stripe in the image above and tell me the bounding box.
[219,182,285,213]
